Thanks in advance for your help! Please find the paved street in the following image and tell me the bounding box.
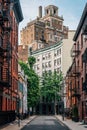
[21,116,70,130]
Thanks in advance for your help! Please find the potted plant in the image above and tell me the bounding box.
[72,105,79,122]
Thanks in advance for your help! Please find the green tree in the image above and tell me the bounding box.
[52,71,63,101]
[28,56,36,69]
[41,71,63,102]
[19,56,40,109]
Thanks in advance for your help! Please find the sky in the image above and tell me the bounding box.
[19,0,87,31]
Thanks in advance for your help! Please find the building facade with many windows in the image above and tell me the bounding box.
[66,3,87,122]
[0,0,23,125]
[18,64,28,118]
[20,5,68,51]
[32,41,62,76]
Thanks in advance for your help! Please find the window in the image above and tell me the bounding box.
[57,68,60,73]
[36,32,38,40]
[36,28,38,32]
[42,55,45,60]
[82,77,83,91]
[54,51,57,57]
[55,37,57,42]
[0,96,2,110]
[49,70,52,74]
[42,63,45,69]
[45,54,48,59]
[77,81,79,89]
[48,53,51,58]
[38,43,42,49]
[57,58,61,65]
[57,67,61,72]
[54,9,56,14]
[77,41,79,51]
[37,57,40,62]
[0,36,2,47]
[47,9,48,14]
[37,65,40,70]
[57,49,61,55]
[54,60,56,66]
[59,49,61,55]
[86,102,87,115]
[49,34,52,40]
[45,62,48,68]
[81,34,83,48]
[0,67,2,80]
[81,56,83,69]
[77,60,79,67]
[48,61,51,67]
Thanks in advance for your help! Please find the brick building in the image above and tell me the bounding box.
[19,5,74,115]
[20,5,68,51]
[18,64,28,118]
[18,45,29,63]
[0,0,23,125]
[66,3,87,122]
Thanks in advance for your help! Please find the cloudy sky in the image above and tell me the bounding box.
[19,0,87,31]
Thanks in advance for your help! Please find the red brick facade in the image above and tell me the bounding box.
[20,5,68,51]
[66,3,87,122]
[18,45,29,63]
[0,0,23,125]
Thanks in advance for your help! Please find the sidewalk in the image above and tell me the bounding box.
[56,115,87,130]
[0,115,36,130]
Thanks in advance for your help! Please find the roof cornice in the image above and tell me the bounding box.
[32,40,62,55]
[13,0,23,23]
[73,3,87,41]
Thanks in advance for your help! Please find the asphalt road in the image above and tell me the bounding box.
[21,116,70,130]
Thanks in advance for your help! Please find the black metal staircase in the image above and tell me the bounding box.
[0,0,12,88]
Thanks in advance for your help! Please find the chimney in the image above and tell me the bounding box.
[39,6,42,18]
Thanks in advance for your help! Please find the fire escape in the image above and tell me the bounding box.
[70,42,81,103]
[82,23,87,93]
[0,0,12,88]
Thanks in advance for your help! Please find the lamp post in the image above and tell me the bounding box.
[17,94,20,127]
[54,91,56,115]
[61,79,65,121]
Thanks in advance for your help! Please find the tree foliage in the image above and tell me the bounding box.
[41,71,63,102]
[28,56,36,69]
[19,56,40,108]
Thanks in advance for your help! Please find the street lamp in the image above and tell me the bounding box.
[54,91,56,115]
[16,94,21,127]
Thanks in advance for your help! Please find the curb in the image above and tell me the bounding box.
[55,116,71,130]
[20,116,37,130]
[0,122,13,130]
[27,115,37,125]
[0,116,37,130]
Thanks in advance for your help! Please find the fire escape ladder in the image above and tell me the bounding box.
[71,43,81,59]
[0,0,12,88]
[0,67,11,87]
[72,88,81,99]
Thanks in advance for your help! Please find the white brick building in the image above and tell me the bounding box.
[32,40,62,76]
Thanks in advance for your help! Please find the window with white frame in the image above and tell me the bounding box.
[48,61,51,67]
[37,65,40,70]
[48,52,51,58]
[37,57,40,62]
[42,63,45,69]
[54,60,57,66]
[57,58,61,65]
[42,55,45,60]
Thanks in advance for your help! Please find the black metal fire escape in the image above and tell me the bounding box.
[0,0,12,87]
[82,23,87,93]
[70,42,81,102]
